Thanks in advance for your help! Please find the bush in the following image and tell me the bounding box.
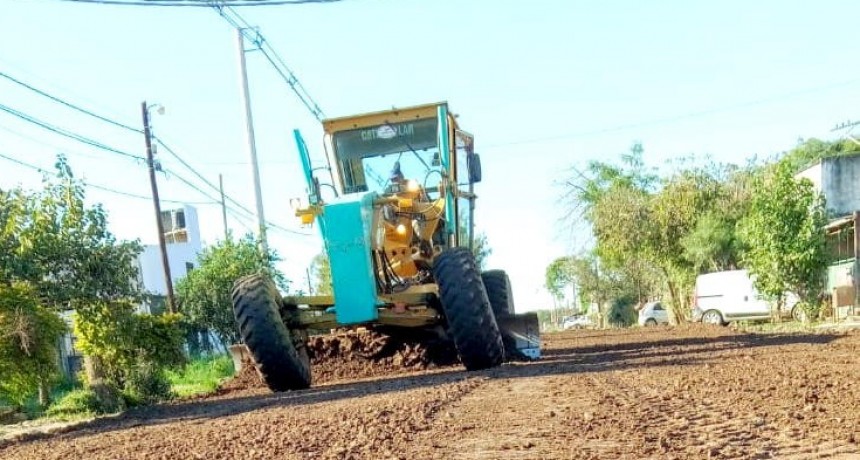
[0,283,67,407]
[122,362,173,406]
[607,297,637,327]
[74,301,184,403]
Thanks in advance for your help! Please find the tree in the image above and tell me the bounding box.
[0,157,142,312]
[738,160,827,319]
[310,252,332,296]
[176,234,288,345]
[545,256,574,303]
[0,156,145,407]
[562,145,758,323]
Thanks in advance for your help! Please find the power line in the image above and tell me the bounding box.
[0,123,104,161]
[0,103,145,162]
[151,137,311,236]
[215,4,326,121]
[0,70,141,134]
[0,151,210,205]
[60,0,341,5]
[0,68,311,237]
[155,138,255,216]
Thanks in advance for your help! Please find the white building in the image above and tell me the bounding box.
[137,205,203,306]
[796,153,860,217]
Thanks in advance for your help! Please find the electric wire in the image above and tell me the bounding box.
[215,4,326,121]
[154,138,256,216]
[0,70,142,134]
[0,103,145,162]
[0,152,210,205]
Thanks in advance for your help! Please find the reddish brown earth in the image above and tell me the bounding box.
[2,325,859,459]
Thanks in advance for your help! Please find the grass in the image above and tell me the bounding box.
[166,354,235,399]
[44,388,102,421]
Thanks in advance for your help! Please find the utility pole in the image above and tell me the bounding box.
[219,173,228,240]
[235,27,268,254]
[142,101,176,314]
[306,267,313,295]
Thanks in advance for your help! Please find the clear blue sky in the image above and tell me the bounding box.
[2,0,860,311]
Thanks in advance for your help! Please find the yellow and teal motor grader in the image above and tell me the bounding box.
[232,102,540,391]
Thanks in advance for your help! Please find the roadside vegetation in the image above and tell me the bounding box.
[0,155,282,425]
[546,139,854,325]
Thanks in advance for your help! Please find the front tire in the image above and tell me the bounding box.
[644,318,658,327]
[433,248,505,370]
[232,274,311,391]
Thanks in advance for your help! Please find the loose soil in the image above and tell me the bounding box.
[2,324,859,459]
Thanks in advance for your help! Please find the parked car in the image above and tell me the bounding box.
[692,269,802,325]
[562,315,593,330]
[638,301,669,326]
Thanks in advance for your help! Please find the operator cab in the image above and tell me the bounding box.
[320,102,482,248]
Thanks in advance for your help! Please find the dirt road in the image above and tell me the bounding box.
[2,325,859,459]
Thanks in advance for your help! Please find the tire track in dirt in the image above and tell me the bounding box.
[0,375,488,460]
[2,326,858,460]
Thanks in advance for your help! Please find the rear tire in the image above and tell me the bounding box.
[433,248,505,370]
[645,318,658,326]
[702,309,725,326]
[232,274,311,391]
[481,270,515,317]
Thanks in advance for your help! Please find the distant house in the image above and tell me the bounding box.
[797,155,860,319]
[58,205,204,378]
[137,206,203,313]
[796,153,860,217]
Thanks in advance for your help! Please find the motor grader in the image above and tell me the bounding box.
[231,102,540,391]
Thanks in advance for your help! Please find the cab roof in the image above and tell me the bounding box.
[322,101,458,135]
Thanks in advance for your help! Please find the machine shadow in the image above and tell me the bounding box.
[4,330,845,447]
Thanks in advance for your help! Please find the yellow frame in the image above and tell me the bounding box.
[322,101,459,134]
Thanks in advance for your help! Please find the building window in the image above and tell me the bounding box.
[186,262,194,272]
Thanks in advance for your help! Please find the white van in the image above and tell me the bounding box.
[692,270,801,325]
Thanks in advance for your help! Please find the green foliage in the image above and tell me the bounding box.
[563,145,763,323]
[121,362,173,406]
[0,156,144,408]
[310,252,333,296]
[545,257,574,301]
[73,301,184,394]
[166,355,234,398]
[0,156,143,311]
[176,234,287,345]
[472,232,492,270]
[738,161,828,319]
[0,283,67,407]
[45,388,101,419]
[780,138,860,173]
[606,297,637,327]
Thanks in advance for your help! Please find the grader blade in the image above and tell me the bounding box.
[496,312,541,360]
